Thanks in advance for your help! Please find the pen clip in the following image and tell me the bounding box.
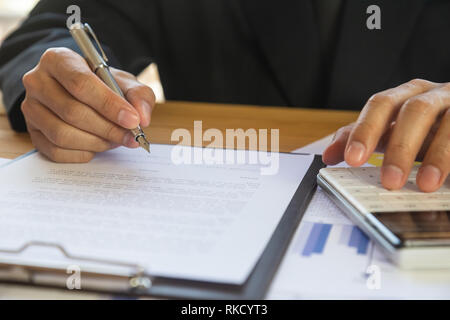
[83,23,109,63]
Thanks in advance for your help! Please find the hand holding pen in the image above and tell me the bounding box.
[20,23,154,162]
[70,23,151,153]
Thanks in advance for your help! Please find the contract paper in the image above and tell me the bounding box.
[0,144,314,284]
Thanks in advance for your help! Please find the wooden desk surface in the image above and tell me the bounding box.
[0,101,359,159]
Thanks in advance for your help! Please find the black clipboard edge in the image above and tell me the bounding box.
[250,154,325,299]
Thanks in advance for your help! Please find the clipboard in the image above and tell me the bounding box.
[0,154,324,299]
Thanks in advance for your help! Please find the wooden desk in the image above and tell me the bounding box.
[0,101,358,159]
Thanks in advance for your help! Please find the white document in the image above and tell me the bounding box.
[269,137,450,299]
[292,135,333,155]
[0,158,10,166]
[268,188,450,299]
[0,144,314,284]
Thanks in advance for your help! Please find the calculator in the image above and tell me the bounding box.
[317,166,450,269]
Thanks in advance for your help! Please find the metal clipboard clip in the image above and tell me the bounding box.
[0,241,153,293]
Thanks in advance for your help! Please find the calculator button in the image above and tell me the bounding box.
[323,165,449,213]
[353,194,381,202]
[335,179,361,187]
[435,202,450,210]
[364,202,392,211]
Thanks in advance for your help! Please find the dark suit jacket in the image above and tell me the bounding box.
[0,0,449,131]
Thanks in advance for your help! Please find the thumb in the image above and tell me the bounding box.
[322,124,354,165]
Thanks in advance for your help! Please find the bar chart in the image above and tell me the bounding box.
[292,222,370,257]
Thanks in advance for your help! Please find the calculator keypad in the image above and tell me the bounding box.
[323,167,450,212]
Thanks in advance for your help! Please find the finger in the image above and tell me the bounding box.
[26,74,139,148]
[416,108,450,192]
[322,124,353,165]
[29,128,95,163]
[22,98,117,153]
[374,121,395,153]
[39,48,140,129]
[345,79,438,167]
[382,86,450,190]
[112,68,156,127]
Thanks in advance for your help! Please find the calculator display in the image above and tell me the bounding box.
[373,211,450,241]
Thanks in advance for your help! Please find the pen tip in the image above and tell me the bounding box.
[136,136,151,154]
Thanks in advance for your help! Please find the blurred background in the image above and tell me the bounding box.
[0,0,164,115]
[0,0,37,39]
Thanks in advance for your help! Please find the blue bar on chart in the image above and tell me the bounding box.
[339,225,370,254]
[301,223,332,257]
[349,226,370,254]
[294,222,370,258]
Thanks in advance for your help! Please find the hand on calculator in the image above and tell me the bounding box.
[323,79,450,193]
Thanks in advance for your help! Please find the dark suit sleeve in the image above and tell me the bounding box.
[0,0,153,132]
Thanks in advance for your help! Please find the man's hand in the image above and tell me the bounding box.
[21,47,155,163]
[323,79,450,193]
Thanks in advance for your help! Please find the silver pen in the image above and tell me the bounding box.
[69,22,150,153]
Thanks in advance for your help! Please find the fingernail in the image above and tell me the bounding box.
[417,165,441,191]
[346,141,366,164]
[122,132,139,148]
[141,101,151,127]
[118,109,139,128]
[381,165,404,190]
